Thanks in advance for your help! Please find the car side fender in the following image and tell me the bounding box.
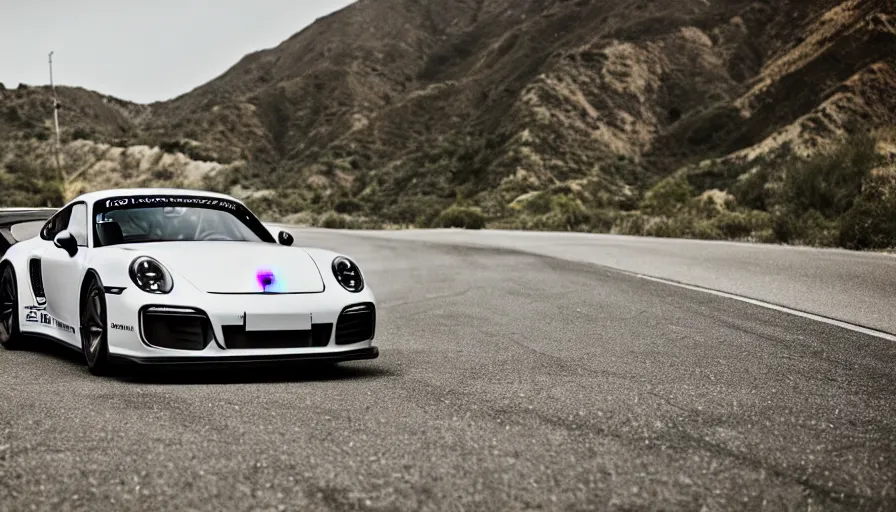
[1,238,48,326]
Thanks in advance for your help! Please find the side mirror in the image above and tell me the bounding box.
[278,231,294,246]
[53,230,78,257]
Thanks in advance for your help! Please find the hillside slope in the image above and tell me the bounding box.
[2,0,895,246]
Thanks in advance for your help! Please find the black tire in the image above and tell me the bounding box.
[80,275,111,376]
[0,264,23,350]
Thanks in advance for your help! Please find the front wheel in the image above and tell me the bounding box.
[0,265,23,350]
[80,276,111,375]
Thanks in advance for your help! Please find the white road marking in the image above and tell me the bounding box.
[633,273,896,342]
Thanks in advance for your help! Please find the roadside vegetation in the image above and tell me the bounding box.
[4,126,895,252]
[227,130,895,251]
[0,159,65,208]
[490,131,896,250]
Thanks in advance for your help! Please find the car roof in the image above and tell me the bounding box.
[70,188,242,206]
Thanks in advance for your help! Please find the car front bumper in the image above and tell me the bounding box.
[102,282,378,363]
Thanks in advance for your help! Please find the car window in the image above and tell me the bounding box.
[40,206,73,241]
[67,203,88,246]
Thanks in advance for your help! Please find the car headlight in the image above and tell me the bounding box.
[129,256,174,294]
[332,256,364,293]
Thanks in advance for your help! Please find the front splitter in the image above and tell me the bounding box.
[109,346,379,368]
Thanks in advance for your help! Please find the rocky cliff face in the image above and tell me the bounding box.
[2,0,894,244]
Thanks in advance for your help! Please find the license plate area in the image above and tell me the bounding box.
[244,312,311,332]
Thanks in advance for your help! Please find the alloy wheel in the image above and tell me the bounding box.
[81,281,105,364]
[0,267,15,339]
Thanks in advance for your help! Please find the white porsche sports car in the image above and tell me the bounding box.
[0,188,378,375]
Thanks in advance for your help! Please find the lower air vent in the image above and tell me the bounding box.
[140,306,214,351]
[28,259,45,301]
[222,323,333,349]
[312,323,333,346]
[335,303,376,345]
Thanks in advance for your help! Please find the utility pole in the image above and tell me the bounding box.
[48,51,62,182]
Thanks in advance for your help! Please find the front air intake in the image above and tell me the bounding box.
[140,306,214,351]
[334,302,376,345]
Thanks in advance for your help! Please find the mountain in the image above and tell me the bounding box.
[2,0,896,248]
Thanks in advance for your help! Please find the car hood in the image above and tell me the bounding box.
[117,242,325,294]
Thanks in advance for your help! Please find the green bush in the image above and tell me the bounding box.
[0,159,64,207]
[307,212,380,230]
[771,209,839,246]
[523,192,552,215]
[31,128,50,141]
[241,188,311,221]
[689,220,724,240]
[508,193,615,232]
[690,194,725,219]
[414,204,445,229]
[643,216,689,239]
[334,198,363,214]
[432,206,486,229]
[639,214,723,240]
[588,209,617,232]
[641,174,696,215]
[779,133,880,219]
[319,212,351,229]
[838,171,896,249]
[383,201,434,225]
[71,127,93,141]
[730,166,772,210]
[159,139,188,154]
[157,139,218,162]
[612,212,648,236]
[550,195,589,226]
[710,210,773,240]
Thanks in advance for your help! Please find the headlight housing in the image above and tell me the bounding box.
[332,256,364,293]
[129,256,174,294]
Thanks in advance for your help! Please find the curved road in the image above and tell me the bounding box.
[0,229,893,510]
[303,228,896,336]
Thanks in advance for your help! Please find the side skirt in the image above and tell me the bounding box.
[22,331,83,355]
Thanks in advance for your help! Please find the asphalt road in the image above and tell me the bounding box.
[1,229,894,511]
[299,228,896,336]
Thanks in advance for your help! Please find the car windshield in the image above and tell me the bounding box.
[92,195,274,247]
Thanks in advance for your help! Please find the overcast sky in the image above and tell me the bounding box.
[0,0,355,104]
